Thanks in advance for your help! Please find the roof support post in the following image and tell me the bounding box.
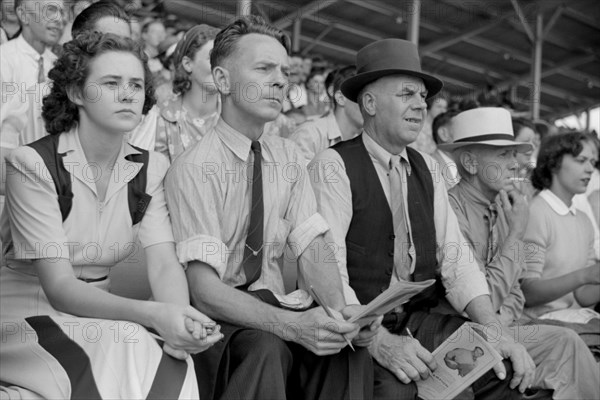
[407,0,421,45]
[586,108,591,132]
[292,18,302,52]
[531,13,543,119]
[237,0,251,16]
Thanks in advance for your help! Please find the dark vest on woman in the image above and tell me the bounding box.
[332,135,441,308]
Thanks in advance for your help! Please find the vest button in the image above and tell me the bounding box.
[389,234,396,240]
[388,251,394,257]
[385,268,392,276]
[380,287,386,293]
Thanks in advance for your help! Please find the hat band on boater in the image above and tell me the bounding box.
[453,133,516,143]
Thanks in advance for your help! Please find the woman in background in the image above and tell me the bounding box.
[522,132,599,355]
[154,24,220,162]
[0,32,221,398]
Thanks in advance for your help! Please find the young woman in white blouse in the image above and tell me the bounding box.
[522,132,600,323]
[0,32,221,398]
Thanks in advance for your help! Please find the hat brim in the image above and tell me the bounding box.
[341,69,443,102]
[438,140,534,152]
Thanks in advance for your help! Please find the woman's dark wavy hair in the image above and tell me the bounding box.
[210,15,290,69]
[531,131,597,190]
[172,24,220,96]
[42,31,156,135]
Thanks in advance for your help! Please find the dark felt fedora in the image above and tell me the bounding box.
[341,38,443,102]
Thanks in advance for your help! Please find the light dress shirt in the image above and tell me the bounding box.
[0,35,57,147]
[1,127,174,280]
[164,118,329,295]
[449,179,526,325]
[289,112,345,165]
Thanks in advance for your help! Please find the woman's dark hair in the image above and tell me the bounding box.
[426,92,447,110]
[172,24,219,96]
[324,65,356,106]
[210,15,290,69]
[531,131,597,190]
[42,31,156,135]
[71,0,130,37]
[512,117,535,138]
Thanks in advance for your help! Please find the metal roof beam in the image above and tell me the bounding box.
[542,6,564,38]
[301,25,335,55]
[343,0,446,34]
[273,0,339,29]
[563,6,599,30]
[303,14,383,41]
[298,35,355,56]
[424,52,507,81]
[494,55,596,93]
[510,0,534,42]
[421,16,507,55]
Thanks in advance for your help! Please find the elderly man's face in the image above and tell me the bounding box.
[468,145,520,199]
[365,75,427,150]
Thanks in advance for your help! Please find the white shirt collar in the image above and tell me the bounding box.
[362,130,411,174]
[15,34,53,60]
[539,189,577,216]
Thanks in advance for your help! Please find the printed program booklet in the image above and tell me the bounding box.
[346,279,436,326]
[416,322,502,400]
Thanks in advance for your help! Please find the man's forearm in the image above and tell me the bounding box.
[298,232,347,311]
[186,260,295,338]
[464,294,503,327]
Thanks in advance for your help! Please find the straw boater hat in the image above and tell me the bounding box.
[341,38,443,102]
[438,107,533,152]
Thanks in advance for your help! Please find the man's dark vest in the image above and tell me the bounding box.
[27,134,152,224]
[332,135,443,310]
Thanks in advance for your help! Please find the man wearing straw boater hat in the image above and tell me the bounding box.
[309,39,536,399]
[445,107,600,399]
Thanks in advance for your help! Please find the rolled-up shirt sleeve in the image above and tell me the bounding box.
[164,157,228,277]
[428,158,489,311]
[137,152,175,248]
[308,149,361,305]
[5,147,71,260]
[284,144,329,257]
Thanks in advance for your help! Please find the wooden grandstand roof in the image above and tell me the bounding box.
[164,0,600,122]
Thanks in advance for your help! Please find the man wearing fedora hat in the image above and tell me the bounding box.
[444,107,600,399]
[309,39,535,399]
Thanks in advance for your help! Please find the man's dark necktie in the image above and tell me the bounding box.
[241,141,264,288]
[38,57,45,83]
[486,203,499,264]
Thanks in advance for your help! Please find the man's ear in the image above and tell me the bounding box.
[362,91,376,116]
[212,66,230,95]
[459,150,479,176]
[181,56,193,74]
[333,90,346,107]
[15,4,28,26]
[438,126,451,143]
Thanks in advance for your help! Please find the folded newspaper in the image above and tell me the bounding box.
[346,279,436,325]
[416,322,502,400]
[276,279,436,314]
